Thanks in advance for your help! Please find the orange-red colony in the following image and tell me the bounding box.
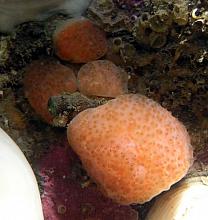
[53,18,108,63]
[24,59,77,124]
[67,94,193,205]
[77,60,128,97]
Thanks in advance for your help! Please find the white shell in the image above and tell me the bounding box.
[146,176,208,220]
[0,127,44,220]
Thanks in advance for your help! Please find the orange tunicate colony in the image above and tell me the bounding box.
[53,18,108,63]
[77,60,128,97]
[67,94,193,205]
[24,59,77,123]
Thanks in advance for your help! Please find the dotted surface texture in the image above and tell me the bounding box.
[24,60,77,123]
[54,18,108,63]
[77,60,128,97]
[67,94,193,204]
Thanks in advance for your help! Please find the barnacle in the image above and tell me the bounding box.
[112,37,123,53]
[191,8,208,32]
[192,8,208,20]
[120,43,138,63]
[133,16,151,46]
[173,4,188,26]
[133,7,173,48]
[139,12,151,28]
[149,32,167,48]
[133,14,167,48]
[149,10,172,33]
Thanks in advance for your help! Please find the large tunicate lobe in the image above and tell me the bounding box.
[67,94,193,204]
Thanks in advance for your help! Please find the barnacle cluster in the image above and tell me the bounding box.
[88,0,190,48]
[132,10,170,48]
[132,0,189,48]
[191,7,208,33]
